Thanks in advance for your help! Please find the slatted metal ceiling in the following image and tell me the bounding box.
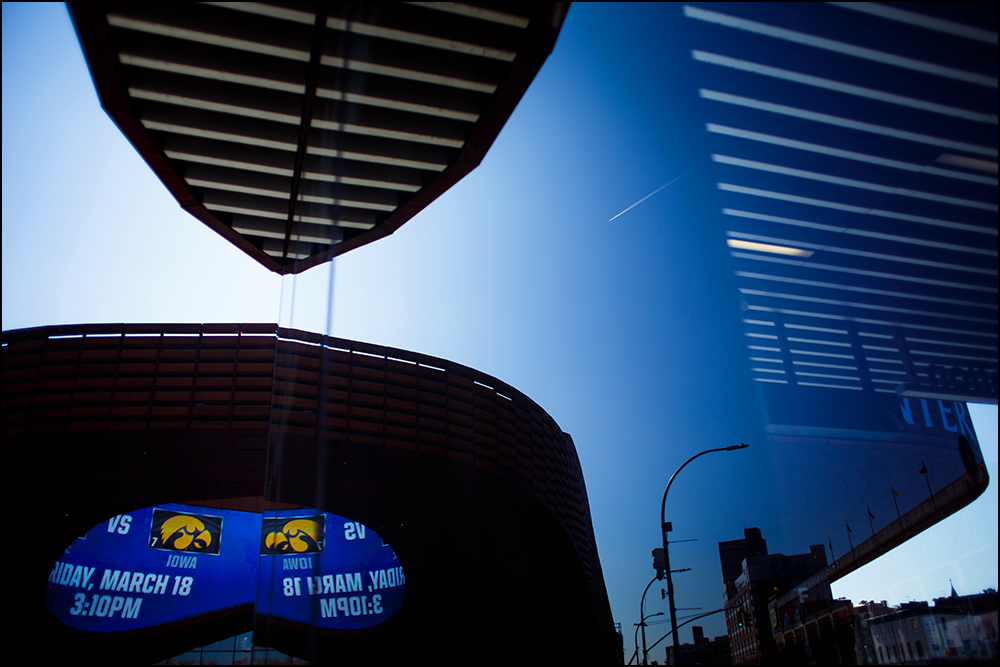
[684,3,998,403]
[70,2,566,273]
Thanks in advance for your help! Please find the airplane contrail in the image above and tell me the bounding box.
[608,172,689,222]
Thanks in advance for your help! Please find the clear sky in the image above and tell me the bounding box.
[3,2,996,654]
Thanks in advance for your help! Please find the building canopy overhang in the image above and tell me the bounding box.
[70,2,568,274]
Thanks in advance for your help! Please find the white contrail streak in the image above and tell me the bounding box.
[608,173,688,221]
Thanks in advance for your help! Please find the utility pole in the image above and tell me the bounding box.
[660,444,748,664]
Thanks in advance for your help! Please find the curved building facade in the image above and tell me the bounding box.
[4,323,614,663]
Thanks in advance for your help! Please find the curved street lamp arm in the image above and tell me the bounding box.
[660,444,749,529]
[659,443,747,664]
[638,574,659,665]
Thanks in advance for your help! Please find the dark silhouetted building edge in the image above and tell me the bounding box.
[4,322,615,664]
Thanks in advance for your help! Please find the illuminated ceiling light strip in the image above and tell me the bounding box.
[751,367,787,374]
[726,238,813,256]
[829,3,998,44]
[861,357,903,366]
[937,154,998,173]
[120,54,305,93]
[787,337,851,347]
[684,5,997,87]
[748,345,781,352]
[298,193,396,211]
[869,369,906,375]
[714,155,998,211]
[793,361,857,370]
[205,203,284,220]
[742,319,775,326]
[789,349,854,360]
[325,17,516,61]
[707,125,998,186]
[187,179,397,211]
[141,120,297,151]
[750,357,784,363]
[906,337,998,351]
[753,377,788,384]
[407,2,530,28]
[232,225,340,246]
[722,209,998,257]
[205,2,313,24]
[124,51,487,110]
[731,252,998,291]
[727,230,998,274]
[205,204,375,229]
[796,372,861,381]
[265,250,311,259]
[130,88,300,124]
[187,179,289,199]
[734,271,998,309]
[164,151,294,177]
[305,145,445,171]
[692,51,998,124]
[742,289,996,323]
[302,217,374,229]
[798,382,862,391]
[301,171,420,192]
[107,14,309,61]
[311,119,462,147]
[320,56,494,94]
[316,86,480,121]
[786,323,848,335]
[910,350,999,363]
[718,183,998,235]
[699,90,997,157]
[135,90,464,147]
[745,332,779,339]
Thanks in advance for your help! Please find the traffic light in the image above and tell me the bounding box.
[652,548,666,580]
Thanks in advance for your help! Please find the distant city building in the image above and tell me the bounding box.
[853,600,894,665]
[718,528,768,602]
[769,580,855,664]
[862,588,998,664]
[664,625,732,666]
[719,529,827,665]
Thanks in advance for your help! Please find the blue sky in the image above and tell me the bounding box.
[3,2,996,652]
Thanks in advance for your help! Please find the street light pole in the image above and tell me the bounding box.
[660,443,748,664]
[637,575,661,665]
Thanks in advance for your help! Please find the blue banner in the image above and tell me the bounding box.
[47,504,404,632]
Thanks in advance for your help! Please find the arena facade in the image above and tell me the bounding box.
[5,323,615,663]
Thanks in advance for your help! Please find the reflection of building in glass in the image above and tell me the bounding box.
[769,579,855,664]
[861,589,998,664]
[7,324,615,663]
[719,529,827,665]
[664,625,731,666]
[718,527,768,599]
[686,1,996,581]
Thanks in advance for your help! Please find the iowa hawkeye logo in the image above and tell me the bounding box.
[149,510,222,554]
[261,517,325,554]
